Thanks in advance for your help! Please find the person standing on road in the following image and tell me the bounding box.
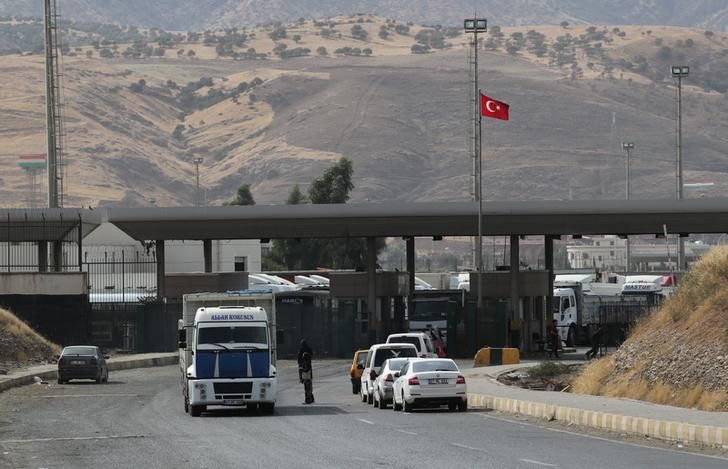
[585,325,604,360]
[549,320,561,359]
[298,339,314,404]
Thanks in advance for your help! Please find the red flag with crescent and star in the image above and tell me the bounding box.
[480,93,509,121]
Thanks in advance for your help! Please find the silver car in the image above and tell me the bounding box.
[372,357,410,409]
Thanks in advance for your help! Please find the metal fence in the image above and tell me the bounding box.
[84,251,157,297]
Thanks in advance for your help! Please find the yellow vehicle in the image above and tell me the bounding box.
[350,349,369,394]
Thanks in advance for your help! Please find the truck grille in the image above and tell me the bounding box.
[213,382,253,394]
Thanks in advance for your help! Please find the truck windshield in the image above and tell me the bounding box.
[198,325,268,346]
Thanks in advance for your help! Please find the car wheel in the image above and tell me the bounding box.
[379,397,388,410]
[367,391,373,405]
[190,405,203,417]
[57,378,64,385]
[95,374,102,384]
[103,370,109,383]
[260,402,275,415]
[361,388,367,403]
[403,395,413,413]
[458,400,468,412]
[393,397,401,411]
[373,390,380,408]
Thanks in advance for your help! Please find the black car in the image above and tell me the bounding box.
[57,345,109,384]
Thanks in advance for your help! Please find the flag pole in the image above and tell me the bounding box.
[477,90,484,316]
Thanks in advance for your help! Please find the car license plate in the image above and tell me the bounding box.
[223,399,244,405]
[428,378,448,384]
[71,360,84,365]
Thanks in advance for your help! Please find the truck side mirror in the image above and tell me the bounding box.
[178,341,187,349]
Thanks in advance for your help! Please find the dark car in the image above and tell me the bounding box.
[57,346,109,384]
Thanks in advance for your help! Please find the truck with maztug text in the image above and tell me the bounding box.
[179,306,277,416]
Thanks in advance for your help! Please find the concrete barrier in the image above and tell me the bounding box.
[474,347,520,367]
[467,393,728,448]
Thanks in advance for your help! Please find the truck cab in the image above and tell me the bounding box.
[553,287,578,345]
[182,306,277,416]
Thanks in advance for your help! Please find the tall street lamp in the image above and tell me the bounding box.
[192,157,203,207]
[464,18,487,314]
[671,65,689,269]
[621,141,634,271]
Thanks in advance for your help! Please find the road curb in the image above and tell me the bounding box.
[0,355,178,394]
[467,392,728,448]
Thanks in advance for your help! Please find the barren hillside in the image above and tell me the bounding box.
[1,17,727,207]
[573,246,728,411]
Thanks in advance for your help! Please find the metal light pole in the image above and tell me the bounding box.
[621,141,634,271]
[671,65,689,270]
[465,18,487,312]
[192,157,203,206]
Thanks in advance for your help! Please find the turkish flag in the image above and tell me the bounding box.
[480,93,509,121]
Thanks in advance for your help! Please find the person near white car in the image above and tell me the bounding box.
[392,358,467,413]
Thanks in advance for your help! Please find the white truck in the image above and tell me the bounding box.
[553,274,662,346]
[179,305,277,416]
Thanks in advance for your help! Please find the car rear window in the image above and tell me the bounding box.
[62,346,97,356]
[385,358,409,372]
[374,347,416,367]
[413,360,458,373]
[389,336,421,352]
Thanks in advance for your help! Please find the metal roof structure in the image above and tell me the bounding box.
[0,208,102,242]
[105,199,728,241]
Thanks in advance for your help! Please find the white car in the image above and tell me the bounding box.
[392,358,467,412]
[360,343,418,405]
[386,332,437,358]
[372,357,410,410]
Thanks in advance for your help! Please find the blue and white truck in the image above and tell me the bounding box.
[179,305,277,416]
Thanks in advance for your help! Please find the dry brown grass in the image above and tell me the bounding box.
[0,307,61,362]
[572,246,728,411]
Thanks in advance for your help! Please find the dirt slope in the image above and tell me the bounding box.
[0,307,60,372]
[572,246,728,411]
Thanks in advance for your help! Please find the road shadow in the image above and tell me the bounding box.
[199,405,348,418]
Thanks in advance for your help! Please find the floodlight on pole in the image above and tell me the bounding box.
[671,65,689,269]
[192,157,203,207]
[464,17,487,314]
[621,141,634,272]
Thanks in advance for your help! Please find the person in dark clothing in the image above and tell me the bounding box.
[585,326,604,360]
[548,320,561,358]
[298,339,314,404]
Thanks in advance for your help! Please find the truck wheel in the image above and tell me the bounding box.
[567,325,576,347]
[260,402,275,415]
[190,405,202,417]
[184,397,189,413]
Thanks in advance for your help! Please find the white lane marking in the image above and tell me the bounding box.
[471,413,728,463]
[357,419,375,425]
[42,394,139,398]
[0,435,145,444]
[519,458,556,467]
[396,429,418,435]
[450,442,487,452]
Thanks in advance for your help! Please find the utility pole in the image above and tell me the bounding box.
[193,157,203,206]
[465,18,487,312]
[44,0,65,209]
[622,142,634,271]
[671,65,689,270]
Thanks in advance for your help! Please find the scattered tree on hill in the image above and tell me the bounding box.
[705,30,714,38]
[411,44,430,54]
[415,29,446,49]
[269,26,287,41]
[560,21,569,29]
[228,184,256,206]
[317,46,328,56]
[379,26,389,39]
[172,124,185,140]
[351,24,368,40]
[394,24,409,35]
[363,48,372,56]
[129,78,146,92]
[292,34,302,43]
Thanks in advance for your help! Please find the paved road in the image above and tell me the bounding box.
[0,360,725,469]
